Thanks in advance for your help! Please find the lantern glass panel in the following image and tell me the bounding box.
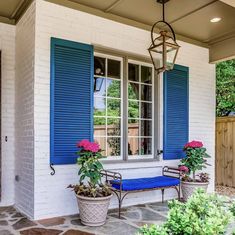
[149,43,164,71]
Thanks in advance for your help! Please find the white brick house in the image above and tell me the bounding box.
[0,0,234,220]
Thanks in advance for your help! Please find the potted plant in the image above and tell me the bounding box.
[179,140,210,201]
[68,139,112,226]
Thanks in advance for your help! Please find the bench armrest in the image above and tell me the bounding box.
[162,166,181,179]
[100,169,122,184]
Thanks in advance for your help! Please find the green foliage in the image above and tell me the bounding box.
[216,59,235,117]
[181,147,210,181]
[139,225,168,235]
[77,149,104,187]
[138,189,232,235]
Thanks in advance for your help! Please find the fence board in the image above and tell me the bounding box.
[216,117,235,187]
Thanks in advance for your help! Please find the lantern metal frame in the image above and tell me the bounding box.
[148,0,180,74]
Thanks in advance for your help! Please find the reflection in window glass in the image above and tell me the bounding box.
[128,119,139,137]
[128,138,139,156]
[128,63,139,82]
[94,57,105,76]
[107,118,121,136]
[94,137,106,155]
[141,85,152,101]
[106,79,120,98]
[141,102,152,119]
[94,97,106,116]
[128,101,139,118]
[128,82,139,100]
[94,55,122,158]
[94,77,105,96]
[141,66,152,84]
[94,117,106,136]
[128,62,153,158]
[107,137,121,156]
[140,138,152,155]
[141,120,152,137]
[108,59,121,79]
[107,98,121,117]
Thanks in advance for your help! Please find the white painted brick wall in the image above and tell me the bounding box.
[15,2,36,218]
[0,23,15,207]
[32,0,215,219]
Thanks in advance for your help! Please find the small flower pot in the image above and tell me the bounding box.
[76,194,113,226]
[181,181,209,201]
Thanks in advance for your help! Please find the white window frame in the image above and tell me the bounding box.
[127,59,154,160]
[94,52,123,160]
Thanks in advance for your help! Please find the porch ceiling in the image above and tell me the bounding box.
[1,0,235,62]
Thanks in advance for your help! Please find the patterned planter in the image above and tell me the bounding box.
[76,194,113,226]
[181,181,209,201]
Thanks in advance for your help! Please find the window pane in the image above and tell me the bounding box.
[128,101,139,118]
[94,57,105,76]
[94,77,105,96]
[128,119,139,137]
[107,137,121,156]
[128,63,139,82]
[141,85,152,101]
[94,97,106,116]
[128,82,139,100]
[140,138,152,155]
[94,117,106,136]
[106,79,120,98]
[128,138,139,156]
[94,137,106,156]
[108,59,121,79]
[107,98,121,117]
[141,120,152,137]
[107,118,121,136]
[141,102,152,119]
[141,66,152,84]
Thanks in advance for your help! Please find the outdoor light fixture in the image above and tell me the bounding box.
[148,0,180,74]
[94,76,104,92]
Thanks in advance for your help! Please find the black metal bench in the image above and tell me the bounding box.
[101,166,181,218]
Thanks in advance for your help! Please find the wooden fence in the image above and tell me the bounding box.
[216,117,235,187]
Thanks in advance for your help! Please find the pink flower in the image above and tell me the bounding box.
[77,139,100,153]
[84,142,100,153]
[77,139,90,148]
[184,140,203,149]
[179,165,189,173]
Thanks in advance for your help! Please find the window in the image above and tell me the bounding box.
[94,53,154,161]
[128,62,153,158]
[94,55,123,160]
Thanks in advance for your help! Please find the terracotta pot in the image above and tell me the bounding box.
[76,194,112,226]
[181,181,209,201]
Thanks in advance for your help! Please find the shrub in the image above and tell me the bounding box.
[138,189,232,235]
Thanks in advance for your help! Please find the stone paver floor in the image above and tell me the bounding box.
[0,201,168,235]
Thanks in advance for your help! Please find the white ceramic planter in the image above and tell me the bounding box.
[76,194,113,226]
[181,181,209,201]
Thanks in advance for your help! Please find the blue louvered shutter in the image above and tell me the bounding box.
[163,65,189,160]
[50,38,94,165]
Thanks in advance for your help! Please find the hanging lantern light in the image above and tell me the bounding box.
[148,0,180,74]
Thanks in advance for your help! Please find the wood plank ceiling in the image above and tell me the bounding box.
[1,0,235,62]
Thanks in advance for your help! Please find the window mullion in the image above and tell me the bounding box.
[123,56,128,161]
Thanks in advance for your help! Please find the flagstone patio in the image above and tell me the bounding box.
[0,201,168,235]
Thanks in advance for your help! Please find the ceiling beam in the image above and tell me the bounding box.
[169,0,218,24]
[219,0,235,8]
[45,0,209,48]
[104,0,124,13]
[210,36,235,63]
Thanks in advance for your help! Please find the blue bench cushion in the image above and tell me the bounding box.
[111,176,180,191]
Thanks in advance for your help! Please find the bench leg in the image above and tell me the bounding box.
[161,189,165,203]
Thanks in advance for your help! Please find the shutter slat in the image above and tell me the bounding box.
[50,38,94,165]
[163,65,189,160]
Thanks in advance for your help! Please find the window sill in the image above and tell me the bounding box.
[101,159,180,171]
